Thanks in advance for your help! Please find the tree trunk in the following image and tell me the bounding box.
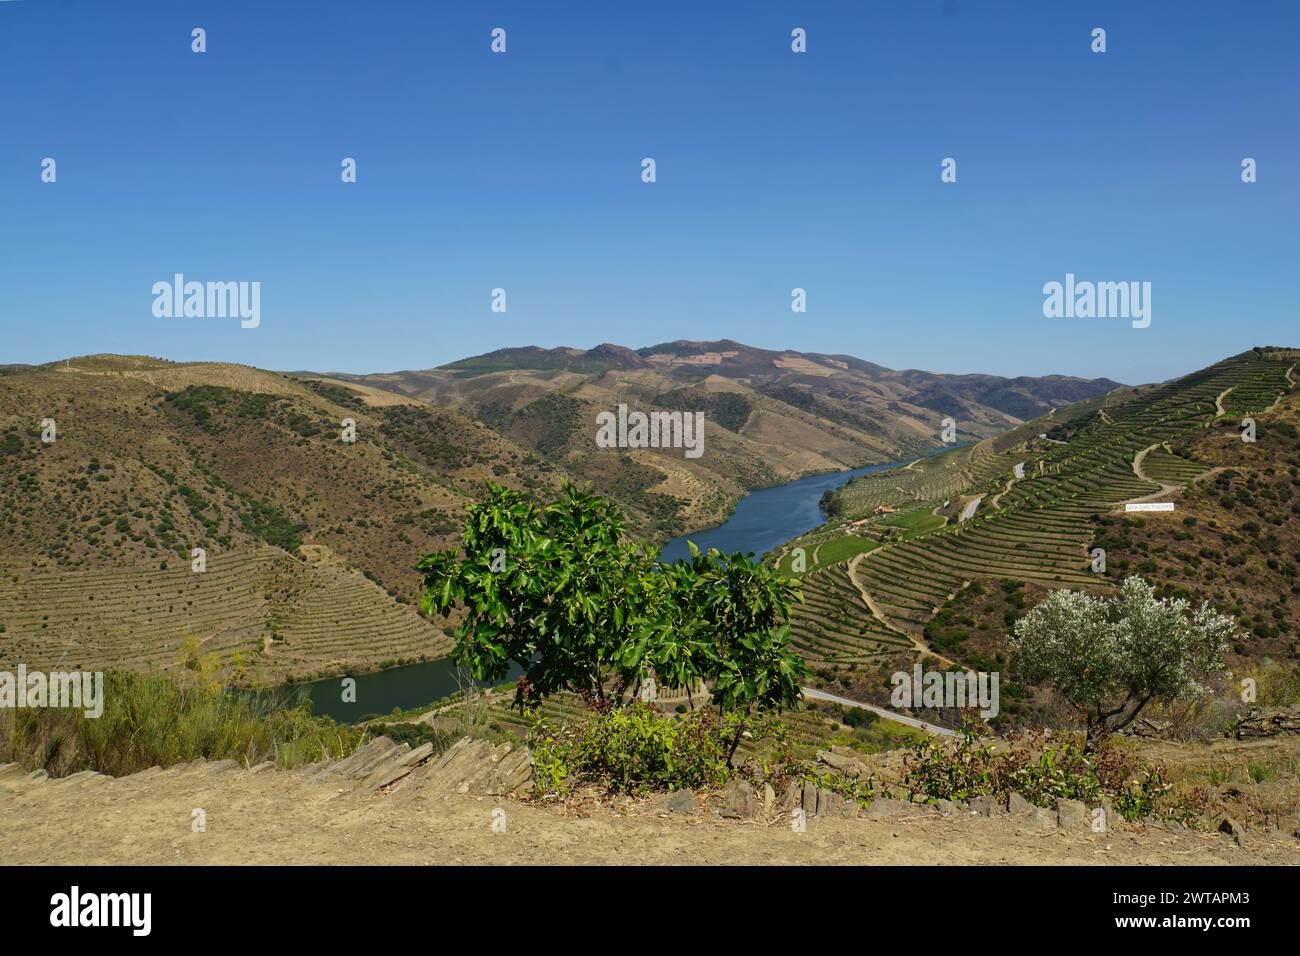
[1084,716,1105,753]
[1088,691,1157,751]
[726,716,746,767]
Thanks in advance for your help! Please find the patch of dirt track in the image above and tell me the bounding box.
[847,553,954,666]
[3,762,1295,866]
[1122,442,1183,508]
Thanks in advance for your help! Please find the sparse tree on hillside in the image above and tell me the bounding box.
[1010,576,1237,751]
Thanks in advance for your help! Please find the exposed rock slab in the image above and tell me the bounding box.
[420,737,533,797]
[1232,707,1300,739]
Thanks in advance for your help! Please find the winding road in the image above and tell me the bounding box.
[801,686,959,738]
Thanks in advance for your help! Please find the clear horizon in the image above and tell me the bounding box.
[2,0,1296,384]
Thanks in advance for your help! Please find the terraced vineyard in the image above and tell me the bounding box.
[1140,446,1211,483]
[361,349,1297,760]
[787,562,913,663]
[1220,360,1295,416]
[829,442,1023,517]
[795,348,1299,651]
[0,355,573,683]
[0,546,452,682]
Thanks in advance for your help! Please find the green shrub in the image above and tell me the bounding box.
[901,720,1189,823]
[239,497,305,552]
[1255,662,1300,706]
[530,704,775,795]
[842,707,877,729]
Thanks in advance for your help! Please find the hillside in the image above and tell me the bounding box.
[770,347,1299,719]
[3,346,1298,870]
[323,340,1120,537]
[0,355,575,682]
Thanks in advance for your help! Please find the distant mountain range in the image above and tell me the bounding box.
[337,338,1123,421]
[321,339,1123,534]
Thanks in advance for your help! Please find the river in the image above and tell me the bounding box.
[656,457,916,562]
[302,455,918,722]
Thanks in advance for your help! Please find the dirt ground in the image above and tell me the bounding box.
[3,760,1297,866]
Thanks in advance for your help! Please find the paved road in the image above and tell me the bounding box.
[800,686,959,737]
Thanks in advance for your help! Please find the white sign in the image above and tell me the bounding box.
[1125,502,1174,512]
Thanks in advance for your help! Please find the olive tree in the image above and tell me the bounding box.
[1010,576,1237,751]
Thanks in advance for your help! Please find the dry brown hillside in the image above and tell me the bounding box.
[0,356,572,682]
[1090,382,1300,666]
[4,345,1104,684]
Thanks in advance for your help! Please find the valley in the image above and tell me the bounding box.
[3,342,1298,866]
[0,343,1118,685]
[1,343,1295,733]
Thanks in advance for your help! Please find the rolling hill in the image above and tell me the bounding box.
[2,346,1108,685]
[772,347,1299,725]
[0,355,577,682]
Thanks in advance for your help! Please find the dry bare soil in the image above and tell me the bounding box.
[3,753,1296,866]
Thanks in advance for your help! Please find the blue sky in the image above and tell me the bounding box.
[1,0,1295,384]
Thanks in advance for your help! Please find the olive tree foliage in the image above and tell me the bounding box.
[417,483,807,730]
[1010,576,1237,751]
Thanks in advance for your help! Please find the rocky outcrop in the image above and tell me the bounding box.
[1,735,534,801]
[658,790,696,814]
[1121,718,1173,739]
[309,735,533,796]
[309,736,405,781]
[772,779,875,821]
[362,742,437,792]
[1055,798,1089,830]
[1231,707,1300,739]
[814,748,871,779]
[418,737,533,796]
[719,778,776,821]
[862,797,912,820]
